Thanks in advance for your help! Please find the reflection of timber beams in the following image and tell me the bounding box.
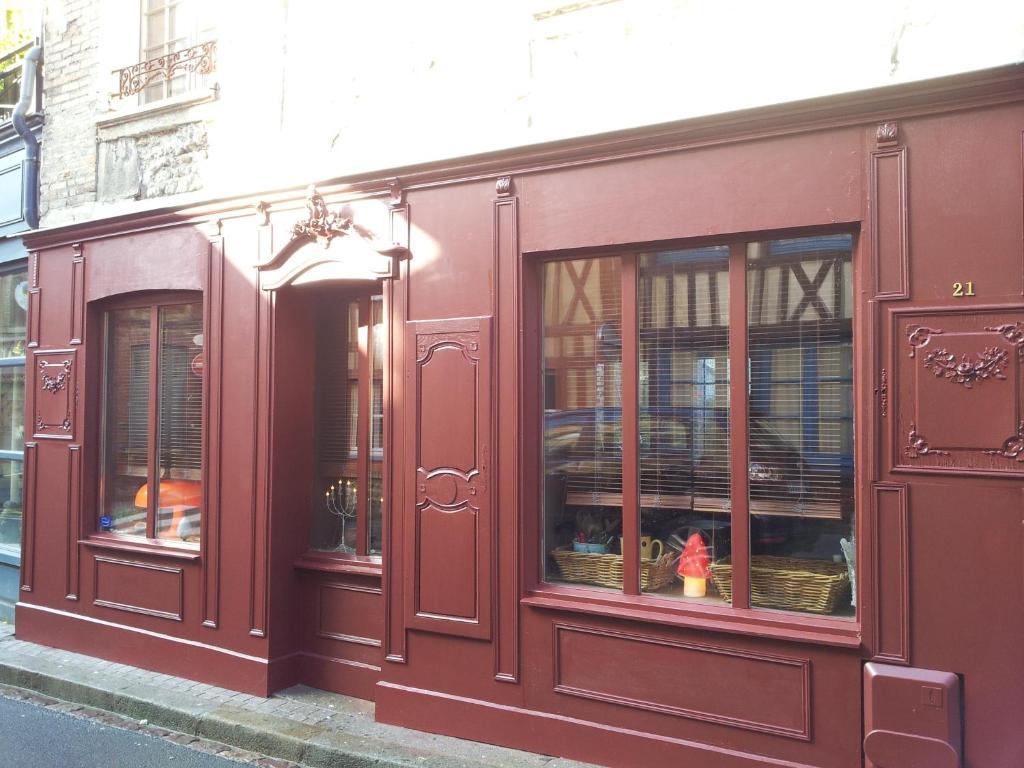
[256,186,409,290]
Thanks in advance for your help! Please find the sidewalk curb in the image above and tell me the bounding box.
[0,652,531,768]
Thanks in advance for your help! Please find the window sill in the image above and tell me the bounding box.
[294,552,382,578]
[95,87,218,138]
[81,534,201,562]
[522,584,861,649]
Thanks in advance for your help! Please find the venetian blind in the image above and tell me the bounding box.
[637,248,731,512]
[746,235,854,523]
[318,300,359,468]
[543,257,623,503]
[157,302,204,477]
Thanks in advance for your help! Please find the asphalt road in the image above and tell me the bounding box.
[0,694,243,767]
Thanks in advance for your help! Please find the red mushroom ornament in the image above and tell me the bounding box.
[678,532,711,598]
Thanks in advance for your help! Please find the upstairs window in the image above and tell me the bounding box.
[114,1,216,104]
[100,297,203,544]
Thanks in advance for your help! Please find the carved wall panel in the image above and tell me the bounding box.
[892,307,1024,476]
[32,349,76,440]
[405,316,492,640]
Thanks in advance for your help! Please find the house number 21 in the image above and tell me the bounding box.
[952,281,976,297]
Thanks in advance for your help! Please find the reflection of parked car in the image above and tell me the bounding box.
[544,406,810,502]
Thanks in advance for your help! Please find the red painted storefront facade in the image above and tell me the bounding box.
[16,66,1024,767]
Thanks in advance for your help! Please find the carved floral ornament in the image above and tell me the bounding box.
[39,359,72,393]
[256,186,410,291]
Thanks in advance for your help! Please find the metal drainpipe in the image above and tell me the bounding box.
[12,45,41,230]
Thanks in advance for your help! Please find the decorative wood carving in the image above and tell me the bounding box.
[33,350,76,440]
[386,177,404,207]
[907,326,943,357]
[922,346,1008,387]
[496,176,513,197]
[984,421,1024,462]
[904,423,950,458]
[876,121,899,147]
[405,316,492,640]
[892,307,1024,476]
[257,186,409,290]
[291,185,353,246]
[255,200,270,226]
[39,359,71,393]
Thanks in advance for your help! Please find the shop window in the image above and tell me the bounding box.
[541,234,855,617]
[99,297,203,544]
[309,290,385,556]
[0,266,27,554]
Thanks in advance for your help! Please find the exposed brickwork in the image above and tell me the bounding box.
[40,0,103,222]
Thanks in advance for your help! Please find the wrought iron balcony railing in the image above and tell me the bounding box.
[115,40,216,99]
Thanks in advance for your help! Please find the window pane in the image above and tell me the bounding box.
[0,270,27,359]
[638,247,731,603]
[101,308,151,536]
[368,296,384,555]
[543,257,622,590]
[0,366,24,452]
[155,303,203,542]
[0,459,23,551]
[311,299,360,553]
[747,234,855,617]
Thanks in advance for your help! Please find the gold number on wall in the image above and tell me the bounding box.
[952,281,975,298]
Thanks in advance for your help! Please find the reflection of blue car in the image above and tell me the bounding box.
[544,406,830,504]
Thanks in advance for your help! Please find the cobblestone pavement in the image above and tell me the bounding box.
[0,623,591,768]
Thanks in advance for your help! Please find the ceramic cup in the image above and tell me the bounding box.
[619,536,664,561]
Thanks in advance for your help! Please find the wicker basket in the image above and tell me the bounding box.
[709,556,851,614]
[550,547,677,591]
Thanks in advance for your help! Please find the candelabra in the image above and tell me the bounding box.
[325,478,357,553]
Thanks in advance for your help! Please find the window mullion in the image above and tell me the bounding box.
[621,254,640,596]
[356,295,371,556]
[146,305,160,539]
[728,243,750,609]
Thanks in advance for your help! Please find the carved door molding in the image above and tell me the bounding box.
[891,306,1024,477]
[404,316,493,640]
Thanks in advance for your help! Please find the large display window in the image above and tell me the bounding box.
[541,234,855,616]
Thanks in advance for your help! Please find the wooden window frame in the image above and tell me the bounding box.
[525,231,863,646]
[93,291,204,549]
[303,288,387,564]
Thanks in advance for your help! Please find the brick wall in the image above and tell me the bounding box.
[40,0,102,223]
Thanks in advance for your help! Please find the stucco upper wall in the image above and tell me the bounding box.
[39,0,1024,228]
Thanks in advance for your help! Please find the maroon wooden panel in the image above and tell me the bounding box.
[871,483,909,664]
[69,243,85,344]
[405,316,492,640]
[26,287,38,348]
[519,128,862,255]
[903,107,1024,303]
[493,181,519,682]
[317,582,383,655]
[892,306,1024,476]
[84,228,206,302]
[93,556,184,621]
[385,205,410,664]
[870,135,909,300]
[201,236,224,628]
[66,444,82,601]
[32,349,76,440]
[19,442,37,593]
[553,624,810,740]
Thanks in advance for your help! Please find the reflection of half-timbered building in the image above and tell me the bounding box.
[18,64,1024,768]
